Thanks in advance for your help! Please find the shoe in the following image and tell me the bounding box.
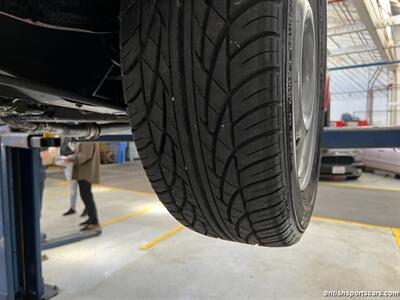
[41,233,47,242]
[79,219,90,226]
[80,224,101,232]
[81,209,88,217]
[63,208,76,216]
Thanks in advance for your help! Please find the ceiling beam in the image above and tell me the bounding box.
[328,16,400,38]
[328,43,377,57]
[351,0,392,61]
[328,22,366,37]
[375,15,400,28]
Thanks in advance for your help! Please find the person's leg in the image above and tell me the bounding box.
[38,161,46,215]
[78,180,89,216]
[38,152,47,242]
[64,163,73,180]
[70,180,78,210]
[64,165,69,180]
[63,164,77,215]
[78,180,99,225]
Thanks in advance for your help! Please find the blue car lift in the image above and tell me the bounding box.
[0,127,400,300]
[322,127,400,149]
[0,134,60,300]
[93,127,400,149]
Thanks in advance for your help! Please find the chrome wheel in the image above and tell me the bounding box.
[293,0,318,191]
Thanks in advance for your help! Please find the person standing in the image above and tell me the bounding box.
[65,143,101,231]
[38,150,47,244]
[60,138,79,216]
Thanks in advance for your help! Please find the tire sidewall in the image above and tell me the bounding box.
[284,0,327,232]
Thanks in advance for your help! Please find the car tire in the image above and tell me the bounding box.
[120,0,327,246]
[347,175,361,181]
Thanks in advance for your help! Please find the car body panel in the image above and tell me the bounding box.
[363,148,400,175]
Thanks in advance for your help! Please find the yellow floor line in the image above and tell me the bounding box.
[392,228,400,250]
[44,191,70,198]
[319,181,400,193]
[49,178,155,197]
[47,180,69,187]
[48,177,399,249]
[313,216,400,250]
[312,216,392,231]
[140,225,185,251]
[101,205,158,228]
[93,185,155,197]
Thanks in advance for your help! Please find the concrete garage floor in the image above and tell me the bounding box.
[316,174,400,228]
[42,162,400,300]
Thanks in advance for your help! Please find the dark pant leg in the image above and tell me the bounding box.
[78,180,99,224]
[78,180,88,213]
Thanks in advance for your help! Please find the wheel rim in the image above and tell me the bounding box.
[293,0,318,191]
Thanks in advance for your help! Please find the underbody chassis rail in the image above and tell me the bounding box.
[0,73,127,114]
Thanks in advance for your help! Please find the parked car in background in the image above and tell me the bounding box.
[362,148,400,178]
[320,149,363,180]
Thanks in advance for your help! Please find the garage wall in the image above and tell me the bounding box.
[329,67,393,125]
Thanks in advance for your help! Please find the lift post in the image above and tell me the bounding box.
[0,133,59,300]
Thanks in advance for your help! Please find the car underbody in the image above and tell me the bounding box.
[0,0,128,137]
[1,0,328,247]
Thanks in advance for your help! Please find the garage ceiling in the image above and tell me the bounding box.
[327,0,400,124]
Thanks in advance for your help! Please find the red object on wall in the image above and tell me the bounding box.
[335,121,345,127]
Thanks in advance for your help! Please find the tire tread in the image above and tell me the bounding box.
[120,0,312,246]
